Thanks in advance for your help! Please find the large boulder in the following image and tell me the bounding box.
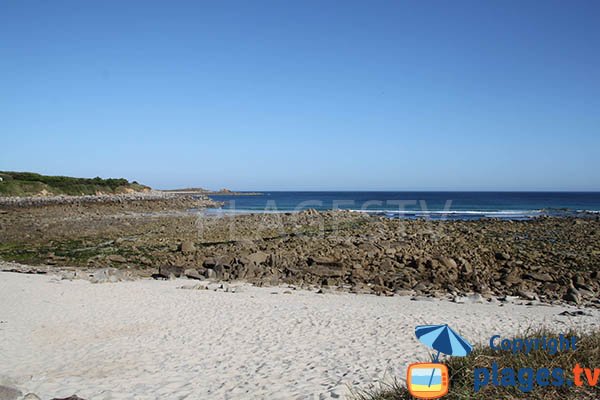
[213,264,232,280]
[158,265,184,279]
[563,288,581,304]
[184,268,204,280]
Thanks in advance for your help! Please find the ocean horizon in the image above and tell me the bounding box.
[204,191,600,220]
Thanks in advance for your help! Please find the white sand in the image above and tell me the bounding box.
[1,272,598,400]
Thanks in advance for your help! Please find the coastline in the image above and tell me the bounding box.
[1,195,599,399]
[1,203,599,306]
[0,190,220,209]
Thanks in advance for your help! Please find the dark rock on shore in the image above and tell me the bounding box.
[184,268,204,280]
[158,265,184,279]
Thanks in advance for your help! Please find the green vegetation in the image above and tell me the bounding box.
[353,328,600,400]
[0,171,150,196]
[0,238,148,267]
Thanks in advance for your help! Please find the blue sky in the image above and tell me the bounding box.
[1,0,599,190]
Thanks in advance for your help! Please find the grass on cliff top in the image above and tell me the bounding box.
[353,328,600,400]
[0,171,149,196]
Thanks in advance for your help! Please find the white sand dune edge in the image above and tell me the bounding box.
[1,272,598,400]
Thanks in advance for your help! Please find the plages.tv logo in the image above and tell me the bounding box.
[407,324,473,399]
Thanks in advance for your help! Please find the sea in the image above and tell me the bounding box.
[203,191,600,221]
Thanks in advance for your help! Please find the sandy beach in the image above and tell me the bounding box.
[1,272,598,400]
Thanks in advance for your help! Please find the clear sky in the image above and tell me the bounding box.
[1,1,599,191]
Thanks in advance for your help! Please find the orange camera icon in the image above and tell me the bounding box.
[406,362,449,399]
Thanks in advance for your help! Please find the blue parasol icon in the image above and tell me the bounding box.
[415,324,473,387]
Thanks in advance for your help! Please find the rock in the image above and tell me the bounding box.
[573,275,586,287]
[460,262,473,275]
[213,264,228,279]
[413,282,429,292]
[524,272,554,282]
[577,288,595,299]
[23,394,42,400]
[158,265,184,279]
[559,310,592,317]
[308,265,345,278]
[517,290,538,301]
[575,283,594,292]
[205,268,217,280]
[438,257,458,269]
[322,277,339,286]
[501,269,523,285]
[487,296,500,305]
[307,256,343,267]
[0,385,22,400]
[410,296,438,302]
[495,252,511,261]
[202,257,216,268]
[498,295,519,303]
[139,256,152,266]
[106,254,127,263]
[246,251,269,265]
[179,240,195,254]
[51,396,87,400]
[563,288,581,304]
[184,268,203,280]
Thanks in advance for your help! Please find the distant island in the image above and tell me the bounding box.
[0,171,150,197]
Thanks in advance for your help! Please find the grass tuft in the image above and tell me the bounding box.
[353,328,600,400]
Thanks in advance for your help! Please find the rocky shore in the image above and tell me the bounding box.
[1,200,599,307]
[0,190,218,209]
